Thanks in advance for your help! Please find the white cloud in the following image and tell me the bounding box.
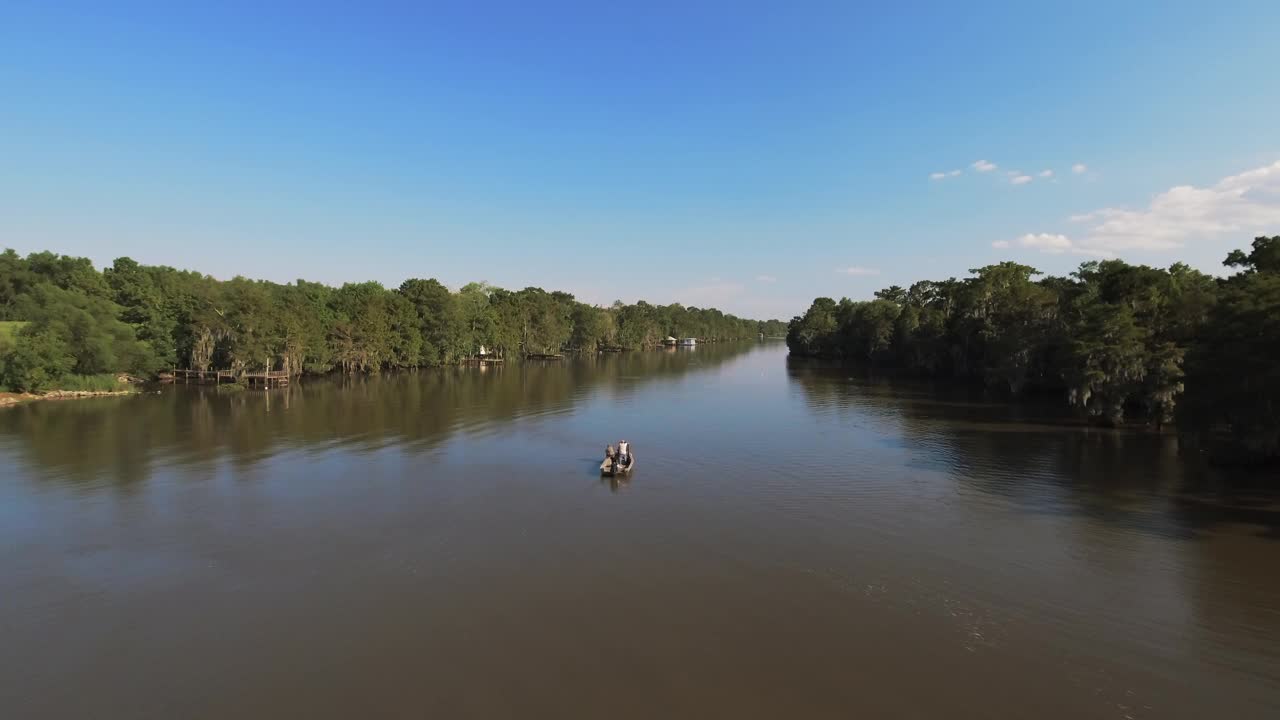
[1039,170,1054,178]
[1018,233,1073,251]
[837,266,881,276]
[949,169,961,177]
[999,161,1280,259]
[1011,175,1033,185]
[997,233,1115,258]
[972,160,997,173]
[930,169,962,180]
[1072,163,1087,174]
[1066,160,1280,252]
[755,274,777,284]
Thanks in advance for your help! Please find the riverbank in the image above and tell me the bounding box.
[0,388,138,408]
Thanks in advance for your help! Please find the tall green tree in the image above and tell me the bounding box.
[1,283,152,390]
[400,278,466,364]
[1180,237,1280,463]
[788,253,1227,430]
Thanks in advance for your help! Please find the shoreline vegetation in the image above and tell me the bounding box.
[786,237,1280,466]
[0,387,138,408]
[0,248,787,398]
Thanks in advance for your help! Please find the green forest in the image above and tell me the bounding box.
[0,249,785,393]
[787,237,1280,464]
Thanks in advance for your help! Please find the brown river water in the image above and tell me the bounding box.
[2,342,1278,719]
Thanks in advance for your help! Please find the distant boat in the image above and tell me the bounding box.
[663,336,678,346]
[680,337,697,347]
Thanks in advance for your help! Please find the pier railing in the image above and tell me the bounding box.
[171,368,290,387]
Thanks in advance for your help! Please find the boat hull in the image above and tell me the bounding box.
[599,456,636,476]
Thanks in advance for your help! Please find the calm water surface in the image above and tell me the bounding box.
[2,343,1278,719]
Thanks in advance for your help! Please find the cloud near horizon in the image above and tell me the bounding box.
[971,160,997,173]
[1070,160,1280,251]
[837,266,881,276]
[755,274,777,283]
[998,159,1280,258]
[993,233,1113,257]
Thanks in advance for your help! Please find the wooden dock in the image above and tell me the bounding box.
[245,371,290,388]
[172,369,237,384]
[172,368,290,388]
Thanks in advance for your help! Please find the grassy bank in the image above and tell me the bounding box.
[1,391,135,407]
[0,321,27,343]
[51,374,132,392]
[0,372,137,407]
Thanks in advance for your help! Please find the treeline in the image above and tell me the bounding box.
[0,249,779,392]
[787,237,1280,464]
[758,319,788,337]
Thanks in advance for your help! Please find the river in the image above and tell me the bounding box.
[2,342,1277,719]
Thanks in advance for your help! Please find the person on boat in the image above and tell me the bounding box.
[616,440,632,469]
[604,444,616,472]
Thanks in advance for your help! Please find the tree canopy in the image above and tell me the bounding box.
[1179,237,1280,464]
[788,237,1280,465]
[0,249,779,392]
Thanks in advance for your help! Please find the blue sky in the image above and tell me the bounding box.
[2,1,1278,319]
